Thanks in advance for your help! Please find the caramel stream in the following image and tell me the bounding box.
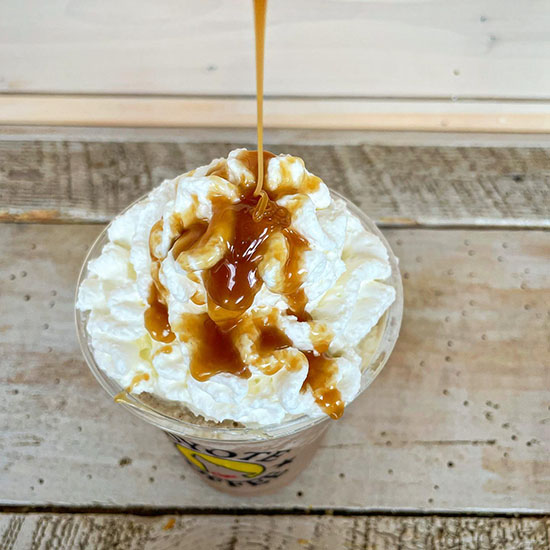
[252,0,269,220]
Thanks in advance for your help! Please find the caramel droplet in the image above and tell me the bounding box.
[302,352,344,420]
[179,313,250,382]
[144,285,175,344]
[127,372,150,393]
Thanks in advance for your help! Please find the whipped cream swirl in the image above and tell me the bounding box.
[77,149,395,426]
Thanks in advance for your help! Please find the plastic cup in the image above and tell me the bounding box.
[75,190,403,495]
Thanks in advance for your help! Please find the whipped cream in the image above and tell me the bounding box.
[77,149,396,426]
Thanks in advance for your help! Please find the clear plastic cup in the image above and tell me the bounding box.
[75,190,403,495]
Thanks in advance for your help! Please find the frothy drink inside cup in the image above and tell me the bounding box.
[76,149,396,426]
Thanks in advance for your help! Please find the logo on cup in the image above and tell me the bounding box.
[167,433,295,487]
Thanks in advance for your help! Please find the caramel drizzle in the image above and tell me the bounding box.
[138,0,345,419]
[145,220,175,344]
[255,322,343,419]
[302,352,344,420]
[127,372,150,393]
[179,313,250,382]
[143,162,344,419]
[252,0,269,220]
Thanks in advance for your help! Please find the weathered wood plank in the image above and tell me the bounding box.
[0,513,545,550]
[1,141,549,227]
[1,224,548,511]
[1,513,549,550]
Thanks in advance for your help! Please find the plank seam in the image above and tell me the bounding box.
[0,506,548,518]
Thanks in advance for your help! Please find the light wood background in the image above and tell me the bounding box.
[1,0,548,97]
[0,127,549,547]
[1,0,550,130]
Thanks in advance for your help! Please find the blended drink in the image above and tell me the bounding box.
[76,149,401,494]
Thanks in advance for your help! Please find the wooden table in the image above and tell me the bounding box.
[1,127,549,549]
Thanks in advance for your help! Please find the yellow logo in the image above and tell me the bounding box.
[177,445,265,479]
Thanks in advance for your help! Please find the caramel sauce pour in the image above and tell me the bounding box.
[253,0,269,220]
[139,0,344,419]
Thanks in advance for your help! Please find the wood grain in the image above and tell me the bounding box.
[1,224,548,511]
[1,140,549,227]
[3,95,550,133]
[1,0,549,100]
[1,513,549,550]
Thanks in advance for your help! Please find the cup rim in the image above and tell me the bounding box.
[75,188,403,442]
